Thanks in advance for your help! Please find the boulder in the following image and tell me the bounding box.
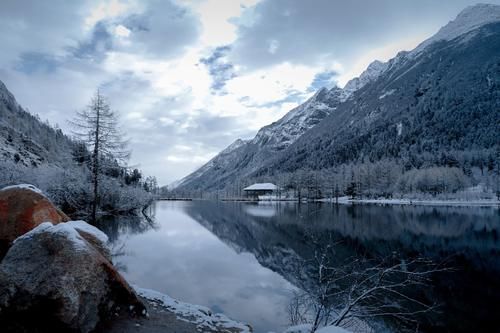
[0,222,145,333]
[0,184,69,256]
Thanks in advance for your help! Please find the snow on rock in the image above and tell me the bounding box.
[342,60,389,100]
[174,138,250,189]
[1,221,145,332]
[134,286,252,333]
[221,138,249,154]
[1,183,44,195]
[379,89,396,100]
[251,86,342,150]
[412,3,500,55]
[14,222,89,251]
[397,122,403,136]
[66,220,109,245]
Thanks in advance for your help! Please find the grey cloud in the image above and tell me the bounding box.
[14,22,114,75]
[239,88,305,109]
[0,0,202,71]
[200,46,237,94]
[71,21,114,62]
[229,0,500,70]
[308,70,338,92]
[98,74,254,183]
[0,0,89,67]
[14,53,61,75]
[122,0,201,58]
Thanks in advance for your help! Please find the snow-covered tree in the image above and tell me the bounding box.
[71,91,130,223]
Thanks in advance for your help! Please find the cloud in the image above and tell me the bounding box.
[0,0,90,66]
[3,0,500,185]
[228,0,500,71]
[308,70,338,92]
[121,0,201,59]
[72,21,114,62]
[200,45,237,94]
[14,53,61,75]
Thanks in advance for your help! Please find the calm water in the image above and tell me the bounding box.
[98,201,500,333]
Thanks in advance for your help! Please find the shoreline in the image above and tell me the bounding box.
[316,197,500,207]
[183,197,500,207]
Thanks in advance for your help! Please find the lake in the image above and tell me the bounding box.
[98,201,500,333]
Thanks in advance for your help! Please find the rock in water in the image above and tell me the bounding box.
[0,185,69,256]
[0,222,145,333]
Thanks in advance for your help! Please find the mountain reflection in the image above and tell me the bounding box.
[183,201,500,332]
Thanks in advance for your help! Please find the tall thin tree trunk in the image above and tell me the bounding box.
[91,93,101,224]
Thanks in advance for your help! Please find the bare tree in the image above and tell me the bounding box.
[289,241,450,332]
[71,90,130,223]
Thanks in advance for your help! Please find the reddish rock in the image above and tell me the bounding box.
[0,185,70,247]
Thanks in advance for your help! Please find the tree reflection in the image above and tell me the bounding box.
[288,234,451,332]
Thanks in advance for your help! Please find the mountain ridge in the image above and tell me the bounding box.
[174,4,500,193]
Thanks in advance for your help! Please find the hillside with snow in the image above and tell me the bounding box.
[175,3,500,194]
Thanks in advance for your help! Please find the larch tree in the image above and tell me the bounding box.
[71,91,130,223]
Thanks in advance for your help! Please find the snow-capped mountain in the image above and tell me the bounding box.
[251,87,344,150]
[175,4,500,192]
[174,138,249,189]
[413,3,500,55]
[264,4,500,174]
[174,86,344,190]
[341,60,389,100]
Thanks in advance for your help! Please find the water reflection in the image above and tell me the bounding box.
[99,201,296,333]
[100,201,500,333]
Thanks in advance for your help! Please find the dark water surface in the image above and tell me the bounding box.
[98,201,499,333]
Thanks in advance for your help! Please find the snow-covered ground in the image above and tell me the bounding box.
[134,287,252,333]
[318,196,499,207]
[135,287,355,333]
[283,324,351,333]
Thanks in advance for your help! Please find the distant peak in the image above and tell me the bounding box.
[221,138,247,154]
[413,3,500,54]
[450,3,500,29]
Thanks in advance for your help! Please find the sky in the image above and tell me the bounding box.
[1,0,499,185]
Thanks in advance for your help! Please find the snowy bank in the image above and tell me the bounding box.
[134,286,252,333]
[317,196,499,207]
[284,324,351,333]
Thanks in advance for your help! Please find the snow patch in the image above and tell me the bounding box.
[14,221,110,253]
[379,89,396,99]
[1,184,44,195]
[397,122,403,136]
[66,220,109,244]
[134,286,252,333]
[14,222,89,251]
[342,60,389,100]
[412,3,500,56]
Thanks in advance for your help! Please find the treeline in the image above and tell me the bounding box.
[168,151,500,201]
[0,150,158,220]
